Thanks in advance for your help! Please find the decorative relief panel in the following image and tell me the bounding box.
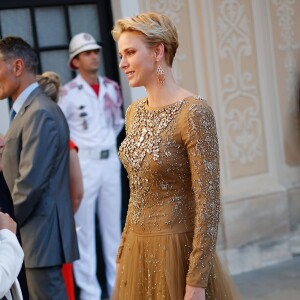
[140,0,197,93]
[270,0,300,165]
[214,0,268,178]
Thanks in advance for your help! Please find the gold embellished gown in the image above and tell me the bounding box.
[113,96,239,300]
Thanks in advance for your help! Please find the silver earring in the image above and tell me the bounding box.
[156,65,165,85]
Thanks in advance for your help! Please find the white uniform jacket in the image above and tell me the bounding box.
[59,74,124,151]
[0,229,23,300]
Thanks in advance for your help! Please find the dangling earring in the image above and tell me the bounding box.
[156,65,165,86]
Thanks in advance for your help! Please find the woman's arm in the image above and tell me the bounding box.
[182,100,220,291]
[69,148,83,213]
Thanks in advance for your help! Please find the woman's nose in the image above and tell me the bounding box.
[119,57,128,69]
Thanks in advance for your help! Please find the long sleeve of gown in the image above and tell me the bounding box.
[182,101,220,287]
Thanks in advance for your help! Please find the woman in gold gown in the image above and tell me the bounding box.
[111,12,240,300]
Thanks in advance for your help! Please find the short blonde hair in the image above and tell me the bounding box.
[111,12,178,67]
[37,71,61,103]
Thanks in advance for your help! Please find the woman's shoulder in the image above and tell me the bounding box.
[180,95,214,117]
[126,97,146,111]
[183,95,210,108]
[125,97,146,122]
[177,95,216,129]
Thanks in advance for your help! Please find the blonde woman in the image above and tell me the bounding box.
[111,12,240,300]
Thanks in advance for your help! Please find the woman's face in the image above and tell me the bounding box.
[118,31,157,88]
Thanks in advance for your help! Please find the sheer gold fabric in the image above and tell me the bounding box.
[113,97,240,299]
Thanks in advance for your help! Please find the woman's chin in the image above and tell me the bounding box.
[128,81,141,88]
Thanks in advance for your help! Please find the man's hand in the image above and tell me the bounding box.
[184,285,206,300]
[0,212,17,234]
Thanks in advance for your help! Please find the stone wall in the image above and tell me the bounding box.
[113,0,300,274]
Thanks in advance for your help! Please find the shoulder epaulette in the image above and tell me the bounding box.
[103,76,120,90]
[67,82,78,90]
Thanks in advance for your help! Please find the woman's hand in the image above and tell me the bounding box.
[184,285,205,300]
[69,148,83,214]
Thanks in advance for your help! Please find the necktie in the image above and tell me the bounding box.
[9,108,16,123]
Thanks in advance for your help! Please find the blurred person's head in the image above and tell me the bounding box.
[68,33,101,73]
[37,71,61,103]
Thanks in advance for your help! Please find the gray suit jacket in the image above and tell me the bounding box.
[2,86,79,268]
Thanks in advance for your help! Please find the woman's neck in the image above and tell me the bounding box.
[145,77,192,108]
[146,85,178,108]
[145,68,178,107]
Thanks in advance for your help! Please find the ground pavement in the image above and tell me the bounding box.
[102,255,300,299]
[234,255,300,300]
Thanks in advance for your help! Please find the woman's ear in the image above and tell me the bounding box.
[155,43,165,62]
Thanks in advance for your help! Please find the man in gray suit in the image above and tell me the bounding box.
[0,36,79,299]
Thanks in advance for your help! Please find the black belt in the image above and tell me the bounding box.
[100,150,109,159]
[79,149,111,160]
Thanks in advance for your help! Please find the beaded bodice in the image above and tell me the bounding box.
[118,96,220,284]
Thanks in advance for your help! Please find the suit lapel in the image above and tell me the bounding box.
[5,86,43,138]
[18,86,43,118]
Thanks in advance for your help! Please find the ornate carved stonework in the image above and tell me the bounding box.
[272,0,300,114]
[217,0,264,164]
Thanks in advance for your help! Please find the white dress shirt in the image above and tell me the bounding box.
[12,82,39,117]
